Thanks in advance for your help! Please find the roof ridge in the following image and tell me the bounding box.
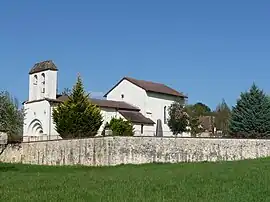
[124,76,166,85]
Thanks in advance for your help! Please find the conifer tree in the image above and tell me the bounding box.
[229,83,270,138]
[53,76,103,138]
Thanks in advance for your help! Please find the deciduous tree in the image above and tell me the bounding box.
[191,102,212,116]
[0,91,24,139]
[168,101,189,135]
[185,103,212,136]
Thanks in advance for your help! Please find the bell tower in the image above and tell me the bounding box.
[28,60,58,101]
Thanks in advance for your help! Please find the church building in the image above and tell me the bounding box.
[23,60,189,141]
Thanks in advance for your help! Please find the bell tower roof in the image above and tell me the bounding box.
[29,60,58,74]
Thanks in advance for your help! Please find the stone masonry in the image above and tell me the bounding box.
[1,137,270,166]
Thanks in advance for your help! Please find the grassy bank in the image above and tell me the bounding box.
[1,158,270,201]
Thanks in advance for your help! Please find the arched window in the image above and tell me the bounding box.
[41,73,45,94]
[164,106,167,124]
[33,75,38,85]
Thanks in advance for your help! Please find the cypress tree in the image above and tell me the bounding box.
[229,83,270,138]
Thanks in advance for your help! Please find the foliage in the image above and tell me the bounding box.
[214,99,231,136]
[0,91,24,137]
[52,76,103,138]
[229,83,270,138]
[168,101,189,135]
[190,102,212,116]
[106,117,134,136]
[188,116,204,137]
[1,158,270,201]
[185,103,211,136]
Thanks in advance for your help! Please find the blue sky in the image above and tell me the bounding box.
[1,1,270,109]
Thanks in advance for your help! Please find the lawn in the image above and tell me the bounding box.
[1,158,270,202]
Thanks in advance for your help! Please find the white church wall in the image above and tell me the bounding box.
[28,70,57,102]
[29,74,38,101]
[23,100,51,136]
[133,124,155,136]
[97,107,120,135]
[44,70,57,100]
[105,79,148,115]
[146,92,186,137]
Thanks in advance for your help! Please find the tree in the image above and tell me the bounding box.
[185,103,210,136]
[191,102,212,116]
[0,91,24,139]
[52,76,103,138]
[229,83,270,138]
[188,116,203,137]
[167,101,189,135]
[214,99,231,136]
[105,118,134,136]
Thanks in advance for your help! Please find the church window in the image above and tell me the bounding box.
[164,106,167,124]
[41,73,45,93]
[33,75,38,85]
[41,73,45,84]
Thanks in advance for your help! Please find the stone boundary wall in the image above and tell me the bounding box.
[1,137,270,166]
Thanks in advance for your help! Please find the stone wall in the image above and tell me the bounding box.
[1,137,270,166]
[23,135,62,142]
[0,132,8,145]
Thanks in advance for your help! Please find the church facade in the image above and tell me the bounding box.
[23,60,190,141]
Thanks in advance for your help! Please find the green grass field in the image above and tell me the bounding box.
[1,158,270,202]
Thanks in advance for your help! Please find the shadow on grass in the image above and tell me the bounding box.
[0,165,19,172]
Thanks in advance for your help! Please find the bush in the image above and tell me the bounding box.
[53,76,103,138]
[107,118,134,136]
[229,83,270,138]
[8,134,22,144]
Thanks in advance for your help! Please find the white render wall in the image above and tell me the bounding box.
[28,70,57,101]
[97,107,119,135]
[23,100,51,136]
[146,92,185,136]
[133,124,155,136]
[44,70,57,100]
[105,79,148,115]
